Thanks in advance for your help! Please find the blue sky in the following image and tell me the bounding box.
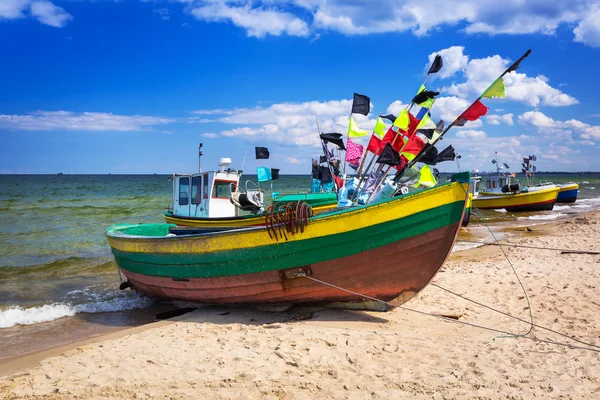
[1,0,600,174]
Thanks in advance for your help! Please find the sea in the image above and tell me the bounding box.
[1,173,599,358]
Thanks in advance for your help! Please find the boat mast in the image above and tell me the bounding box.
[199,143,203,173]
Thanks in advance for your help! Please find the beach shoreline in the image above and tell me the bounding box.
[1,210,599,399]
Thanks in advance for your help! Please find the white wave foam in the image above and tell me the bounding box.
[517,213,567,221]
[582,181,590,184]
[553,205,571,211]
[588,187,596,190]
[0,292,153,329]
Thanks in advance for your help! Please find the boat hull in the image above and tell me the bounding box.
[474,187,560,212]
[107,178,469,306]
[557,183,579,203]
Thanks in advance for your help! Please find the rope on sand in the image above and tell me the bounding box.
[456,239,600,255]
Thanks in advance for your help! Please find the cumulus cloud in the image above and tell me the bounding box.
[190,2,309,38]
[0,111,173,131]
[442,50,578,107]
[573,5,600,47]
[455,130,487,139]
[0,0,71,27]
[486,113,514,125]
[518,110,600,141]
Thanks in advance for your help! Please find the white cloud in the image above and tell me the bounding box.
[190,3,309,38]
[285,157,301,164]
[0,111,173,131]
[445,52,578,107]
[0,0,72,27]
[386,101,407,116]
[518,110,600,141]
[201,132,219,138]
[426,46,468,79]
[486,113,514,125]
[153,8,170,20]
[573,5,600,47]
[455,130,487,139]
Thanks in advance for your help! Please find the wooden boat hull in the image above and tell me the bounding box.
[106,176,469,306]
[557,183,579,203]
[474,186,559,212]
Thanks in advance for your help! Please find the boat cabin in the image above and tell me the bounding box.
[171,158,242,219]
[470,175,481,197]
[483,173,521,194]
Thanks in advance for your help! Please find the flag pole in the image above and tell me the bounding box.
[353,56,443,202]
[391,49,532,196]
[316,117,338,194]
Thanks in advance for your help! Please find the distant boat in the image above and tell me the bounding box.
[57,172,64,175]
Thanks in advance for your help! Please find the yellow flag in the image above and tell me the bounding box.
[393,109,410,130]
[482,77,505,99]
[373,117,386,138]
[417,165,437,188]
[417,112,435,130]
[415,85,435,108]
[348,116,368,138]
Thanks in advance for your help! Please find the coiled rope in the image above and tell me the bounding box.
[265,201,313,241]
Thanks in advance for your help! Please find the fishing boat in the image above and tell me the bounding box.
[515,155,579,203]
[474,174,559,212]
[106,173,470,308]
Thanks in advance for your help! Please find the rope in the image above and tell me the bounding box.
[463,185,535,338]
[265,202,312,241]
[457,239,600,254]
[302,275,600,353]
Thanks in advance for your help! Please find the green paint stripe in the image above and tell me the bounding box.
[113,200,464,278]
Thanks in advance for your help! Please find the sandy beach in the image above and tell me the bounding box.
[1,211,599,399]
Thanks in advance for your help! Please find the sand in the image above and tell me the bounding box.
[1,212,599,399]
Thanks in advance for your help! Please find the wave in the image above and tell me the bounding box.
[0,257,115,280]
[588,187,596,190]
[517,213,567,221]
[0,291,154,329]
[582,181,590,184]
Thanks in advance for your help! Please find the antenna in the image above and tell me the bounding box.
[198,143,203,173]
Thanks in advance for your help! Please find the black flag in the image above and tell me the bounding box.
[320,132,346,150]
[506,49,531,73]
[271,168,280,180]
[428,55,443,74]
[418,128,436,140]
[436,120,445,131]
[419,145,439,165]
[376,143,401,166]
[319,155,328,164]
[503,163,510,169]
[529,154,537,161]
[255,146,270,159]
[351,93,370,116]
[381,114,397,123]
[411,90,440,105]
[434,145,456,163]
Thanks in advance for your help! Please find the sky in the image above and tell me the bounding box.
[1,0,600,174]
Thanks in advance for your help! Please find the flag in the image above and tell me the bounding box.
[417,165,437,188]
[255,146,270,159]
[506,50,531,73]
[348,117,368,138]
[419,145,439,165]
[412,89,439,107]
[482,77,505,99]
[435,145,456,163]
[416,111,435,130]
[403,135,426,155]
[522,157,529,165]
[428,54,443,74]
[367,134,382,154]
[271,168,280,180]
[380,127,405,152]
[458,100,488,123]
[257,166,272,182]
[436,120,445,131]
[373,117,387,137]
[503,163,510,169]
[381,114,396,123]
[376,143,401,166]
[393,109,410,130]
[320,132,346,150]
[345,138,364,167]
[533,165,537,172]
[351,93,370,115]
[529,155,537,161]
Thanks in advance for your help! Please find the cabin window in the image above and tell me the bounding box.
[492,180,497,189]
[212,180,236,199]
[179,177,189,205]
[191,176,202,204]
[203,174,209,199]
[486,181,491,189]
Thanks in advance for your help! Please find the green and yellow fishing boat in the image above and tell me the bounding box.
[106,173,470,308]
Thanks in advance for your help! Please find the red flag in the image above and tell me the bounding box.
[392,155,409,171]
[395,111,420,138]
[380,127,405,152]
[458,100,488,122]
[367,134,382,154]
[333,174,344,189]
[403,135,426,155]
